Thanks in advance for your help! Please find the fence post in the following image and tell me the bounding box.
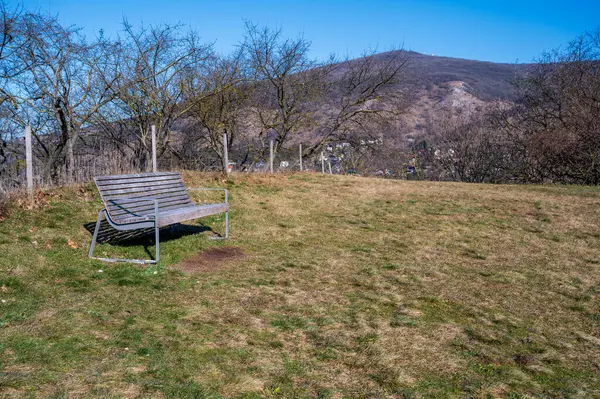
[299,143,303,172]
[328,160,332,174]
[223,133,229,176]
[151,125,157,173]
[25,125,33,202]
[321,151,325,174]
[269,140,274,174]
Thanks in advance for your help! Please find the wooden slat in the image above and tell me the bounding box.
[110,206,197,223]
[110,203,196,219]
[95,173,181,183]
[108,198,194,217]
[106,193,192,208]
[99,182,186,196]
[106,192,192,207]
[100,176,192,220]
[95,172,179,181]
[157,203,229,227]
[107,197,192,213]
[110,203,227,225]
[96,176,183,189]
[101,187,189,202]
[102,191,193,214]
[108,199,193,213]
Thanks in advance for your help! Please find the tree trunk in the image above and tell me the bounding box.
[65,138,75,183]
[65,128,80,183]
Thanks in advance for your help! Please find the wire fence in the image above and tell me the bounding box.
[0,128,345,196]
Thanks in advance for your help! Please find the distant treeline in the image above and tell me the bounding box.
[420,28,600,185]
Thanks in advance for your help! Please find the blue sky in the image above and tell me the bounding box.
[16,0,600,63]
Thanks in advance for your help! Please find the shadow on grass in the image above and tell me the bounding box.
[83,221,214,259]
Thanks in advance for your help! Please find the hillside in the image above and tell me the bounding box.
[290,51,530,147]
[369,51,529,145]
[400,51,526,101]
[1,173,599,397]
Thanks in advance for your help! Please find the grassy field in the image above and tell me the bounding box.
[0,172,599,398]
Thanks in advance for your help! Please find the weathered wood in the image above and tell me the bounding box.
[95,175,181,186]
[299,143,303,171]
[107,193,192,207]
[108,199,194,216]
[108,198,194,217]
[99,182,186,195]
[111,203,227,224]
[99,180,185,191]
[104,192,190,207]
[25,125,33,200]
[105,193,191,204]
[97,173,190,221]
[97,184,185,195]
[321,151,325,174]
[156,203,229,227]
[95,172,179,181]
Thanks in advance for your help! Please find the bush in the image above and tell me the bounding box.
[0,190,13,221]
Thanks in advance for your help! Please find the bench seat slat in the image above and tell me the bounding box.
[108,201,195,219]
[115,203,229,226]
[104,191,191,204]
[101,188,189,203]
[106,194,193,211]
[157,203,230,227]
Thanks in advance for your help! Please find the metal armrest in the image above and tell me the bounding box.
[187,188,228,204]
[89,197,161,264]
[105,197,160,226]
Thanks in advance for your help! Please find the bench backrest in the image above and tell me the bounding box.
[94,172,193,222]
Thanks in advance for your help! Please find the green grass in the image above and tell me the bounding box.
[1,172,599,398]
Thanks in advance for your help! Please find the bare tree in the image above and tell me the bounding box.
[306,50,409,157]
[429,107,514,183]
[184,54,249,173]
[0,1,27,109]
[242,23,408,164]
[98,21,213,171]
[510,28,600,184]
[12,13,120,182]
[241,22,327,158]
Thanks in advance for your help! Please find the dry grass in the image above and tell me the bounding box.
[0,172,599,398]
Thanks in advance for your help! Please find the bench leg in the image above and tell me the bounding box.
[88,210,104,259]
[210,211,229,240]
[154,223,160,263]
[88,210,159,264]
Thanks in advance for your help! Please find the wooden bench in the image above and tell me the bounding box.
[88,172,229,264]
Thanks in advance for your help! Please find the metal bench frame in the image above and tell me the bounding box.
[88,173,229,264]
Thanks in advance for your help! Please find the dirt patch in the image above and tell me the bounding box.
[173,246,245,273]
